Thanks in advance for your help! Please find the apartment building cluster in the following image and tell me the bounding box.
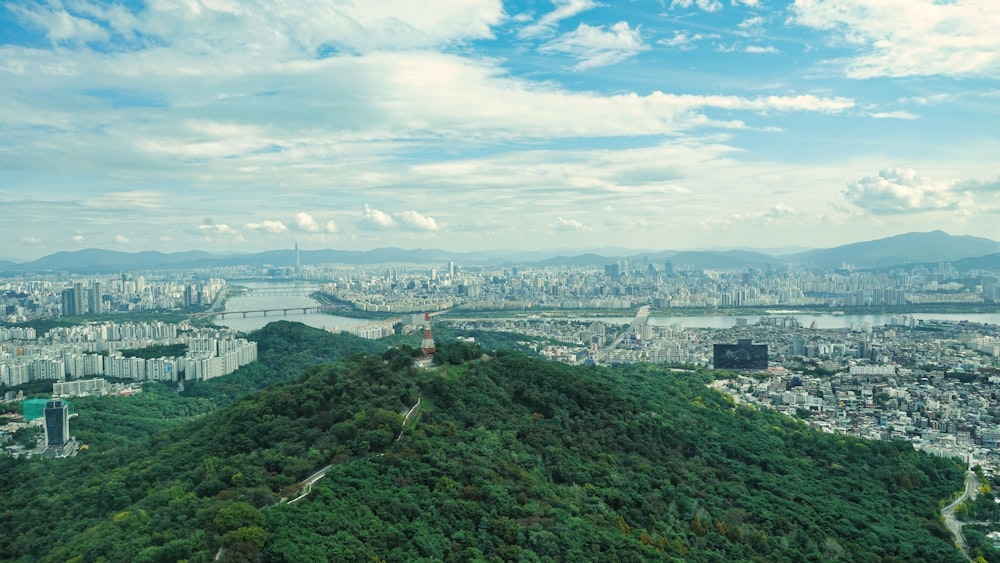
[0,321,256,386]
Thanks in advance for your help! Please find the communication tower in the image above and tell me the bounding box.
[420,312,436,357]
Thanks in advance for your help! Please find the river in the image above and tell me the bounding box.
[217,281,369,333]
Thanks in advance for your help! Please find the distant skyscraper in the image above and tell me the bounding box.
[984,276,999,303]
[44,399,69,447]
[60,288,76,317]
[73,282,86,315]
[448,261,455,278]
[89,282,103,315]
[295,242,301,277]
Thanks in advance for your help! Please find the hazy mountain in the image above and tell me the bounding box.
[5,231,998,274]
[695,245,813,256]
[2,248,484,273]
[789,230,1000,269]
[939,252,1000,273]
[534,253,615,267]
[9,249,218,273]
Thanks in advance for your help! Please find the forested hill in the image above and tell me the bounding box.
[2,344,965,562]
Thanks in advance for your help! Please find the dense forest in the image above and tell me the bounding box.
[0,322,973,562]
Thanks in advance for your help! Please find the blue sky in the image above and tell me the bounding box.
[1,0,999,260]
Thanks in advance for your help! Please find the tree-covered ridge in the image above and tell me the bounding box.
[1,340,967,562]
[181,320,387,406]
[262,352,965,562]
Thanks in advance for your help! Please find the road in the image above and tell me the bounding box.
[601,305,651,354]
[941,470,978,561]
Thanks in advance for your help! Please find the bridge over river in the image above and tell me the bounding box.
[231,285,324,297]
[188,305,340,320]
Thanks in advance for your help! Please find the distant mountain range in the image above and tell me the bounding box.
[2,230,998,274]
[786,230,1000,269]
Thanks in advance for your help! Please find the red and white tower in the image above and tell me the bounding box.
[420,312,436,357]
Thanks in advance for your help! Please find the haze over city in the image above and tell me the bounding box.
[2,0,999,261]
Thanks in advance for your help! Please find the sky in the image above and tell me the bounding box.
[2,0,1000,261]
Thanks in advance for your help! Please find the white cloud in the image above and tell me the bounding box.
[702,204,802,229]
[658,31,718,50]
[359,206,439,231]
[745,45,780,54]
[20,236,43,245]
[114,234,130,243]
[8,3,110,46]
[790,0,1000,78]
[198,223,245,242]
[72,234,84,243]
[10,0,505,55]
[670,0,723,12]
[293,212,336,233]
[737,16,766,36]
[898,94,955,106]
[295,212,321,233]
[868,110,918,120]
[540,21,649,70]
[198,223,238,234]
[551,217,592,231]
[359,204,396,230]
[843,168,974,214]
[396,210,440,231]
[0,47,856,181]
[519,0,599,39]
[244,220,288,233]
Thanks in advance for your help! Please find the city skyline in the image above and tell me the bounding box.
[2,0,999,260]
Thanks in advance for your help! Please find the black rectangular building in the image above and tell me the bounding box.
[713,339,768,370]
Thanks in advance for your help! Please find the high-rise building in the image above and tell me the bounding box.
[984,276,999,303]
[73,282,86,315]
[44,399,69,448]
[295,242,301,278]
[792,337,806,356]
[60,288,76,317]
[89,282,103,315]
